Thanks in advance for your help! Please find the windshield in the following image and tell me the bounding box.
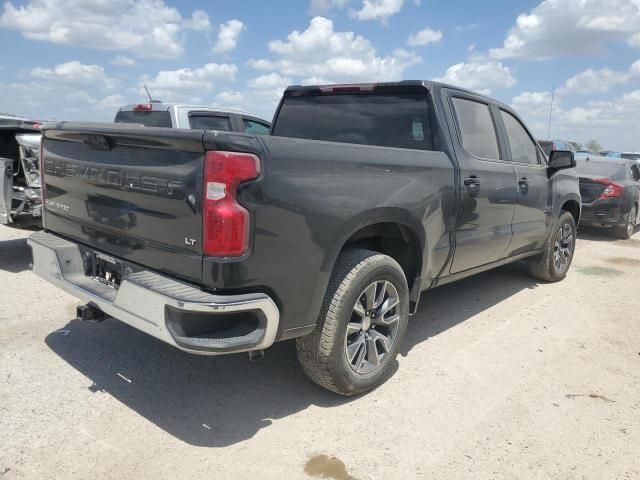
[273,93,434,150]
[621,153,640,161]
[114,110,172,128]
[576,160,626,180]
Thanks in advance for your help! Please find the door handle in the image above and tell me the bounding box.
[464,176,481,187]
[518,177,530,187]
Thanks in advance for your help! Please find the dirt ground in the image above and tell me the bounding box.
[1,224,639,480]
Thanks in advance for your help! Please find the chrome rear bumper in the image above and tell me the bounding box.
[28,231,280,355]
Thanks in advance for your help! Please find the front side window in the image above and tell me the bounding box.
[500,110,539,165]
[189,115,232,131]
[451,97,500,160]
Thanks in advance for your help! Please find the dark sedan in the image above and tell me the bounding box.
[576,158,640,239]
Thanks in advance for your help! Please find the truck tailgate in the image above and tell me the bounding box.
[41,123,205,283]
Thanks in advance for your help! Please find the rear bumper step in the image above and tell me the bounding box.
[28,231,280,355]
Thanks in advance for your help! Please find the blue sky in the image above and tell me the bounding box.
[1,0,640,150]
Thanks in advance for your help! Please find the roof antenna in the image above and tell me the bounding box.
[144,84,160,103]
[547,86,555,141]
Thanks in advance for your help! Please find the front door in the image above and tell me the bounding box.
[498,109,551,255]
[446,94,517,273]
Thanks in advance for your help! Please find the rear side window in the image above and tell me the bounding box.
[500,110,539,165]
[272,93,434,150]
[189,115,232,131]
[631,164,640,181]
[244,119,270,135]
[114,110,172,128]
[451,98,500,160]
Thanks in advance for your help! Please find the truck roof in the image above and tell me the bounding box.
[283,80,514,111]
[117,103,265,119]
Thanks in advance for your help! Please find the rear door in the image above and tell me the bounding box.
[42,125,205,283]
[498,109,551,255]
[445,92,517,273]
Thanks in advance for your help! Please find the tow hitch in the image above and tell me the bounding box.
[76,303,106,322]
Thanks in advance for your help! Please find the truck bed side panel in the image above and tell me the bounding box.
[202,132,456,336]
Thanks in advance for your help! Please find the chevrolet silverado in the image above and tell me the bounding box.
[29,81,580,395]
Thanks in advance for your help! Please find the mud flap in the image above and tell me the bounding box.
[0,157,14,225]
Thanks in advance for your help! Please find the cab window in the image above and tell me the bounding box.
[189,115,232,131]
[451,97,500,160]
[500,110,539,165]
[244,119,270,135]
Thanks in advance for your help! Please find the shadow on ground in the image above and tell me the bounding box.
[577,225,639,243]
[45,262,539,448]
[0,238,32,273]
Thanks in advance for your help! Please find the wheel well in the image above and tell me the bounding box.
[340,223,422,292]
[561,200,581,225]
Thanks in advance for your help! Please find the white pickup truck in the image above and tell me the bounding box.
[114,102,271,134]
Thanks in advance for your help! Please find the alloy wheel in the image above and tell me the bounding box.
[628,208,637,238]
[344,280,401,375]
[553,222,574,273]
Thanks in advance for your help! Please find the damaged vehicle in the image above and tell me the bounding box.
[0,115,43,228]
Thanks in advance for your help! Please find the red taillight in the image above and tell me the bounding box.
[594,178,624,199]
[203,151,261,257]
[133,103,153,111]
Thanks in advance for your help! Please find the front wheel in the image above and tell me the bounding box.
[296,249,409,396]
[528,211,576,282]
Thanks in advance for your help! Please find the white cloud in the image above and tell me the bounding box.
[182,10,211,31]
[215,90,246,106]
[407,28,443,46]
[0,60,127,121]
[248,73,293,90]
[31,61,118,90]
[511,87,640,150]
[308,0,351,16]
[559,67,631,95]
[111,55,136,67]
[631,33,640,47]
[631,59,640,75]
[455,23,479,34]
[353,0,404,22]
[490,0,640,60]
[435,61,516,94]
[248,16,420,83]
[142,63,238,102]
[0,0,210,58]
[213,20,246,54]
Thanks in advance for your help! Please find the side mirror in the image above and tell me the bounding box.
[548,150,575,170]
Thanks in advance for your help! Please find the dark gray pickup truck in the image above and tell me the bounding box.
[29,81,580,395]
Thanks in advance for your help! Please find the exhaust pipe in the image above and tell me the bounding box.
[77,303,106,322]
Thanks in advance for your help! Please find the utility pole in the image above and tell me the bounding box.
[547,87,555,141]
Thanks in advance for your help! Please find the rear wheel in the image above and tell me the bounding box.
[296,249,409,396]
[612,206,637,240]
[528,211,576,282]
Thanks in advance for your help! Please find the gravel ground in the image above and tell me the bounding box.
[1,224,639,480]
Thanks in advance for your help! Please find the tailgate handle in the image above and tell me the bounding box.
[83,134,113,151]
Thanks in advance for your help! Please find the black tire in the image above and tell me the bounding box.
[296,249,409,396]
[612,206,637,240]
[528,211,576,282]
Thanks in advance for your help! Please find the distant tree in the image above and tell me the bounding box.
[586,140,602,153]
[570,141,582,150]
